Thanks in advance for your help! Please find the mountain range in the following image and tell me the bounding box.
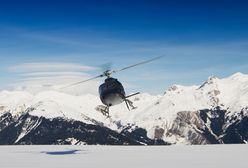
[0,72,248,145]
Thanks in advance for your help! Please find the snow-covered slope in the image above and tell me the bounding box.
[0,72,248,145]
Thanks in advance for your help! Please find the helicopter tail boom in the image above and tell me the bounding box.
[123,92,140,111]
[125,92,140,99]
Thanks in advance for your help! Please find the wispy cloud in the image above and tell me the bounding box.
[18,72,88,77]
[7,62,101,95]
[8,62,97,73]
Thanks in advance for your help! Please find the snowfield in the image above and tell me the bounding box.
[0,145,247,168]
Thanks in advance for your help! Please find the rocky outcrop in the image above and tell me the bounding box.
[0,112,167,145]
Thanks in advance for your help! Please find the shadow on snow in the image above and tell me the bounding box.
[41,149,82,155]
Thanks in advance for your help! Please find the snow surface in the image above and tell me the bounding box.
[0,72,248,143]
[0,145,247,168]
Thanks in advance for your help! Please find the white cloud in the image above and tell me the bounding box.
[18,72,88,77]
[8,62,102,95]
[9,62,97,73]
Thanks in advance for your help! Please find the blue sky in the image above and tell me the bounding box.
[0,0,248,94]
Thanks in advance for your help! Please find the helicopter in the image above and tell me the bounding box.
[62,56,163,117]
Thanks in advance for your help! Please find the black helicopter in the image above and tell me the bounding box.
[62,56,163,116]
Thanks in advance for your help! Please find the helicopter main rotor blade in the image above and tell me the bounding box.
[113,55,164,74]
[60,55,163,89]
[61,74,104,89]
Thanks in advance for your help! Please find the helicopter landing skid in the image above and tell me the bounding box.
[95,105,110,117]
[124,99,136,111]
[124,92,140,111]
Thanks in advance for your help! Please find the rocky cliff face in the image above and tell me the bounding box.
[0,112,167,145]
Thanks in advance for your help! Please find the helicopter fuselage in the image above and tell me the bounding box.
[99,77,125,107]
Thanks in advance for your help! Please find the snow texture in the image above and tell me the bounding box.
[0,145,247,168]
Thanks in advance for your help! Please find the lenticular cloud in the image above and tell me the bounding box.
[8,62,100,95]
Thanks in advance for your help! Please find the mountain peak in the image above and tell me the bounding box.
[228,72,248,79]
[207,75,218,81]
[198,75,219,89]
